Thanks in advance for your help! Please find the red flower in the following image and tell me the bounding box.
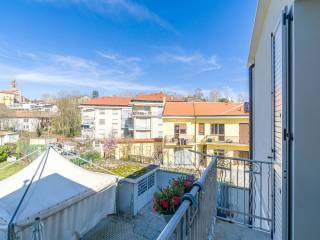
[184,180,191,188]
[173,180,180,187]
[172,196,181,206]
[161,200,169,209]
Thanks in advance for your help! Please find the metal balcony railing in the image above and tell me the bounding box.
[132,110,152,116]
[216,156,273,232]
[156,152,273,240]
[164,135,195,145]
[204,135,249,145]
[157,153,217,240]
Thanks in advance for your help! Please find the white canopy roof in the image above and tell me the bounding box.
[0,147,118,227]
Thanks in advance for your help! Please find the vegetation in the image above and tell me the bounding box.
[0,161,26,181]
[51,93,81,137]
[92,90,99,99]
[153,176,195,215]
[0,144,17,162]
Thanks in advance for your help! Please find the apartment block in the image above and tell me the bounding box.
[162,101,249,166]
[130,92,175,139]
[80,96,133,139]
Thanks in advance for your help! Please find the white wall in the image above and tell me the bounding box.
[291,1,320,239]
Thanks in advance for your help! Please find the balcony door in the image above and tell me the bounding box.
[271,8,291,240]
[174,123,186,138]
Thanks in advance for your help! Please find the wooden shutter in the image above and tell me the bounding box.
[198,123,204,135]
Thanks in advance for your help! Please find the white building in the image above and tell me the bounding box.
[0,105,54,132]
[80,96,133,139]
[249,0,320,239]
[130,92,175,139]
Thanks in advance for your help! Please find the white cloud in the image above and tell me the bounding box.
[0,48,193,97]
[156,50,222,72]
[33,0,176,32]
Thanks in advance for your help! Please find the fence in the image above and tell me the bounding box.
[216,156,273,232]
[157,152,273,239]
[157,154,217,240]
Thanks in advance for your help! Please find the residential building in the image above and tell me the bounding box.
[79,96,133,139]
[248,0,320,239]
[7,103,58,112]
[162,101,249,166]
[0,91,15,106]
[0,106,54,132]
[130,92,175,139]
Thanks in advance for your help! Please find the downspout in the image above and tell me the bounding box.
[192,101,197,166]
[249,64,255,159]
[248,63,255,226]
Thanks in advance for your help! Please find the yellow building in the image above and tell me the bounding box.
[0,91,15,105]
[162,101,249,167]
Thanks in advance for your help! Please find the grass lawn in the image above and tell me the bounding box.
[0,161,26,181]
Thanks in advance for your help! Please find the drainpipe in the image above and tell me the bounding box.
[192,101,197,167]
[248,63,255,226]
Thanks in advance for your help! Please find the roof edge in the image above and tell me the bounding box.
[247,0,271,66]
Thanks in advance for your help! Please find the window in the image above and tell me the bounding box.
[99,110,105,115]
[198,123,205,135]
[112,110,118,115]
[99,119,105,125]
[174,124,187,136]
[213,149,225,156]
[211,124,225,135]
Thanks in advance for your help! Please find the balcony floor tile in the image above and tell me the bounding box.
[213,220,271,240]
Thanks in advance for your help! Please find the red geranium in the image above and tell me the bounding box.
[153,176,195,215]
[172,196,181,206]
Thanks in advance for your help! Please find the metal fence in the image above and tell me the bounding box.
[157,154,217,240]
[216,156,273,232]
[157,152,273,239]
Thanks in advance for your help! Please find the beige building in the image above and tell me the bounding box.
[162,101,249,167]
[130,92,175,139]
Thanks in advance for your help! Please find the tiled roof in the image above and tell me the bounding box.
[0,105,54,118]
[0,111,55,118]
[132,92,175,102]
[81,96,132,106]
[163,102,248,117]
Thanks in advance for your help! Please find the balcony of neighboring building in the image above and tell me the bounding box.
[132,110,153,117]
[164,134,195,147]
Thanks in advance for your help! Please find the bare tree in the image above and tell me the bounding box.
[237,92,245,102]
[102,134,117,159]
[194,88,204,100]
[51,93,81,137]
[209,89,221,102]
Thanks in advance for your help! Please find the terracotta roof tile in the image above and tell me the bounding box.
[132,92,175,102]
[163,102,248,117]
[81,96,132,106]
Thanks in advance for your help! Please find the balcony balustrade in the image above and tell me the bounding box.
[204,135,249,145]
[157,151,273,240]
[164,135,195,145]
[132,110,153,116]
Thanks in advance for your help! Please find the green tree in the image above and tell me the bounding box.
[92,90,99,99]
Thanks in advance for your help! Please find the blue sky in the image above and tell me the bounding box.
[0,0,257,100]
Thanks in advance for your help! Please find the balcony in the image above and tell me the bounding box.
[204,135,249,145]
[132,110,153,117]
[164,135,195,146]
[157,152,273,240]
[134,124,151,130]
